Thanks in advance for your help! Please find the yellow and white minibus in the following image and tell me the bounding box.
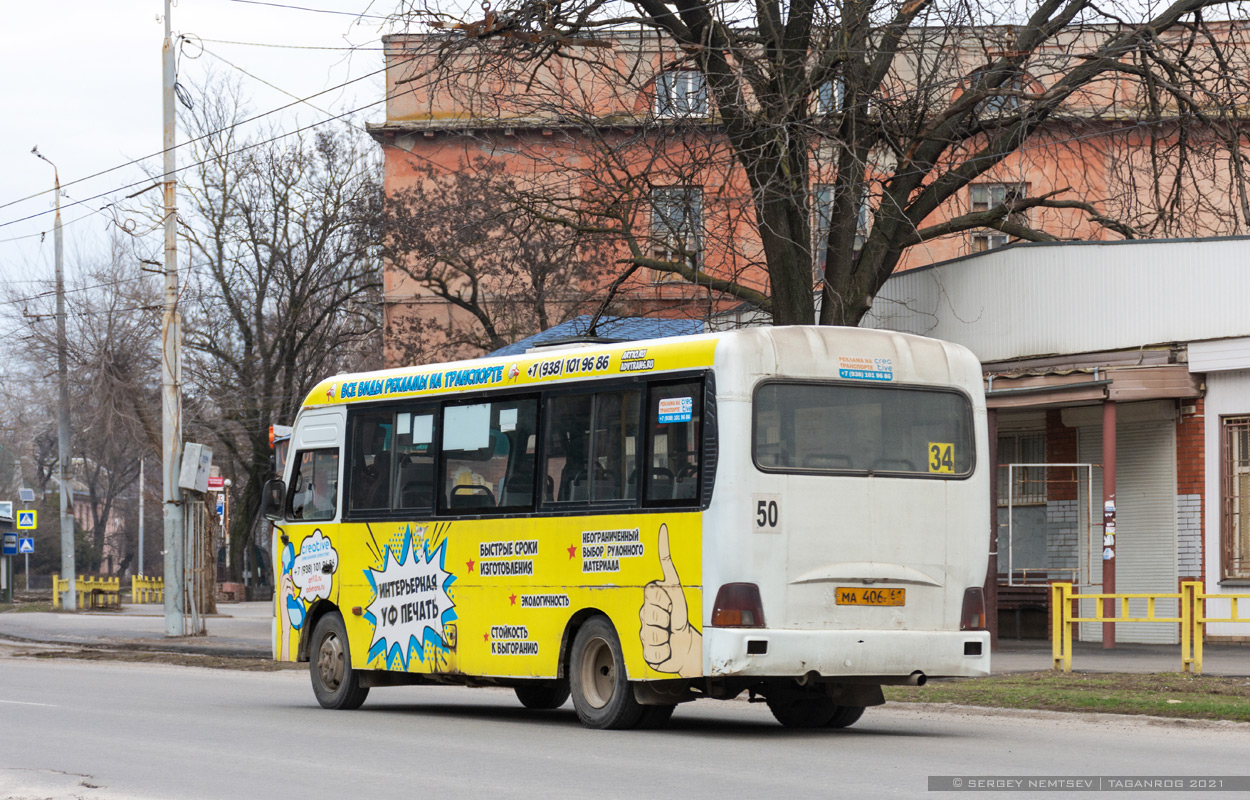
[264,325,990,729]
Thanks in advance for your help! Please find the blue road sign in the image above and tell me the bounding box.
[18,537,33,554]
[2,534,16,556]
[16,510,36,529]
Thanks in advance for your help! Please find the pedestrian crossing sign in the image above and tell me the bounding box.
[18,537,33,554]
[17,510,36,529]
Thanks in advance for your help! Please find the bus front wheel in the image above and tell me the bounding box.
[310,612,369,710]
[569,617,644,729]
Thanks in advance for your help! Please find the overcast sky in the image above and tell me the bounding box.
[0,0,406,310]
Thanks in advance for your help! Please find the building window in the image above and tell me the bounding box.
[814,79,843,115]
[655,71,708,118]
[1223,416,1250,580]
[970,183,1026,252]
[650,186,702,282]
[813,184,870,280]
[997,432,1046,506]
[967,67,1027,116]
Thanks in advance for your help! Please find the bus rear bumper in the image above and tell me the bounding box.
[705,628,991,680]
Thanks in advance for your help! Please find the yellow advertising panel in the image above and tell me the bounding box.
[276,511,704,680]
[302,337,719,410]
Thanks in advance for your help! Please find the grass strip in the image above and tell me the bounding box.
[886,671,1250,722]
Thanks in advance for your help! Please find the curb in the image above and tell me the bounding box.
[0,632,267,660]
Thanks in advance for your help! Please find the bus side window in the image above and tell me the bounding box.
[594,389,640,502]
[350,412,394,512]
[545,394,592,502]
[287,448,340,521]
[646,381,702,505]
[441,397,537,513]
[394,410,436,511]
[544,389,640,505]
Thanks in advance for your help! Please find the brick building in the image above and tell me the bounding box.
[369,24,1250,364]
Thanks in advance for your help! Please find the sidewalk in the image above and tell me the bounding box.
[994,638,1250,676]
[0,602,272,658]
[0,606,1246,674]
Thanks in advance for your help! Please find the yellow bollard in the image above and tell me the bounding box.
[1193,584,1205,676]
[1051,582,1071,672]
[1180,582,1195,674]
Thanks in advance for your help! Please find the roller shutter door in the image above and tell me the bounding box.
[1077,420,1178,644]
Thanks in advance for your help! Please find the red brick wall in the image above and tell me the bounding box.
[1176,397,1206,582]
[1047,410,1078,501]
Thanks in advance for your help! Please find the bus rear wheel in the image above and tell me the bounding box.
[826,705,865,728]
[766,691,836,728]
[514,681,571,710]
[310,612,369,710]
[569,617,644,729]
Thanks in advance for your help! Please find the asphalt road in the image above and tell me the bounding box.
[2,656,1249,799]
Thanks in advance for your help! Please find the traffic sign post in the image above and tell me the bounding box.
[16,510,36,530]
[2,533,15,604]
[18,537,33,594]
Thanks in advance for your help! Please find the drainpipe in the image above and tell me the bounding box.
[1102,401,1117,649]
[986,407,999,651]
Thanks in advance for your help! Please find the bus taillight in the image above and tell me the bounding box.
[960,587,986,631]
[711,583,766,628]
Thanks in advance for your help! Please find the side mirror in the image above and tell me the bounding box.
[261,479,286,522]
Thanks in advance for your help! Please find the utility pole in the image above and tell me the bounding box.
[32,147,75,612]
[138,457,144,576]
[161,0,185,635]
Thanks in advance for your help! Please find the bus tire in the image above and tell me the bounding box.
[826,705,865,729]
[310,612,369,710]
[514,681,571,710]
[569,617,644,730]
[766,691,836,728]
[635,703,676,729]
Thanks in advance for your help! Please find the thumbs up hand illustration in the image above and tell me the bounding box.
[639,524,702,678]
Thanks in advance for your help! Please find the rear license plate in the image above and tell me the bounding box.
[835,587,905,606]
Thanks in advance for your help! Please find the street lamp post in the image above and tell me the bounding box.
[31,147,76,612]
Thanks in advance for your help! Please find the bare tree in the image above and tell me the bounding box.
[387,0,1250,326]
[382,158,623,362]
[175,82,383,582]
[1,234,160,575]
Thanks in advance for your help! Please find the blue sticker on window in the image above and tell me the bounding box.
[658,397,693,424]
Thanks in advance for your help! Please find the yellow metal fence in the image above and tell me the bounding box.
[49,575,165,608]
[130,575,164,604]
[51,575,121,610]
[1050,582,1250,674]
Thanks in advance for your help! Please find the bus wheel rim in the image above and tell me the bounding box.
[581,636,614,709]
[318,632,345,692]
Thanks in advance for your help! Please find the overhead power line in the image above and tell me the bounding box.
[219,0,395,21]
[0,53,395,219]
[199,37,385,50]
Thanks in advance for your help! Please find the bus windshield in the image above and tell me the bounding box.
[752,381,974,476]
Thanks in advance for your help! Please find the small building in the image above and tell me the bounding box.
[864,236,1250,643]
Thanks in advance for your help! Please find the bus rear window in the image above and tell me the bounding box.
[753,382,973,477]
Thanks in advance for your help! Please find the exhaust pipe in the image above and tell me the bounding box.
[908,671,927,686]
[796,670,821,686]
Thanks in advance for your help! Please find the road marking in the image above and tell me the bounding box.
[0,699,56,707]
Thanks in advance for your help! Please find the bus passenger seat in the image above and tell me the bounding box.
[395,459,434,508]
[649,467,674,500]
[449,484,495,509]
